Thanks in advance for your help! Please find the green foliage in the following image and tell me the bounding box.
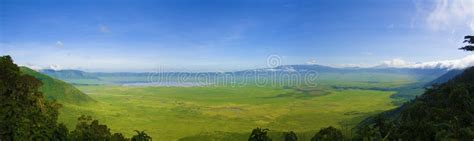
[69,115,112,140]
[67,115,144,140]
[131,130,152,141]
[69,115,139,140]
[53,123,69,141]
[248,128,272,141]
[311,126,344,141]
[111,133,128,141]
[0,55,63,140]
[283,131,297,141]
[355,125,378,141]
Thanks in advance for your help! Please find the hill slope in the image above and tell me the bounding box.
[358,67,474,140]
[426,69,464,86]
[20,67,95,104]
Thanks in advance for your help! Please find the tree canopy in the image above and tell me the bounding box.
[460,35,474,51]
[131,130,152,141]
[311,126,344,141]
[248,128,272,141]
[0,55,63,140]
[283,131,297,141]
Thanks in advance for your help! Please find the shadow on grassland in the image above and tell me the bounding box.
[263,86,331,99]
[178,131,314,141]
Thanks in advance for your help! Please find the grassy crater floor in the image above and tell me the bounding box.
[58,85,396,141]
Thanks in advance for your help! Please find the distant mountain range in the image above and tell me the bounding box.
[250,64,449,74]
[39,65,458,84]
[40,64,455,83]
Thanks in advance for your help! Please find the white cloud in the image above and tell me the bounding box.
[411,54,474,69]
[307,59,317,65]
[378,54,474,69]
[332,63,373,68]
[49,64,62,70]
[427,0,474,31]
[55,41,64,48]
[379,58,415,68]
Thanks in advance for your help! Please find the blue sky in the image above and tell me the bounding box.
[1,0,473,72]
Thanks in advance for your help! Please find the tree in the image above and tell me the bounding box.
[0,55,62,140]
[372,115,396,140]
[0,55,142,140]
[111,133,129,141]
[131,130,152,141]
[311,126,344,141]
[68,115,136,140]
[52,123,69,141]
[69,115,112,140]
[460,35,474,51]
[248,128,272,141]
[283,131,297,141]
[356,125,379,141]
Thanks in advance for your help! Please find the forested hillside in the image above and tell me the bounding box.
[357,66,474,140]
[0,56,150,140]
[426,69,464,86]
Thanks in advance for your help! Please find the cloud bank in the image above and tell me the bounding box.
[379,54,474,69]
[306,59,317,65]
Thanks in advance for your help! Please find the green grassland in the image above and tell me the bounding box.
[58,85,397,140]
[23,68,426,140]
